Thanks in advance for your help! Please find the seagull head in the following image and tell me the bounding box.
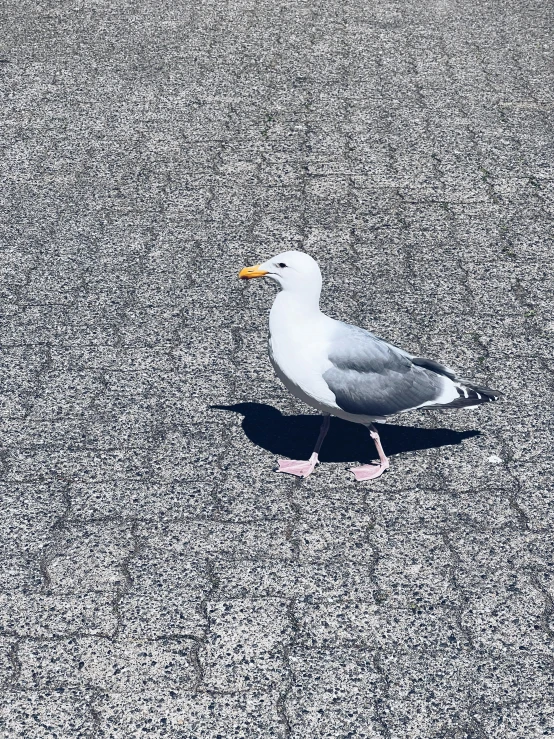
[239,251,322,303]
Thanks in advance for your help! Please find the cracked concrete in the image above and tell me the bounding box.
[2,0,554,736]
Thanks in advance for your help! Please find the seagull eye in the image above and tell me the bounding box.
[276,262,287,268]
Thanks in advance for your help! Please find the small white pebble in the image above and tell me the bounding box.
[487,455,502,464]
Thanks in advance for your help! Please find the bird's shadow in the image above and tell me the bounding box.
[212,402,480,463]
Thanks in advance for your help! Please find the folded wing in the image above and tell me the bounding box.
[323,322,499,418]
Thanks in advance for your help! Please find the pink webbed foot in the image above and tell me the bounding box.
[350,460,390,481]
[277,453,318,478]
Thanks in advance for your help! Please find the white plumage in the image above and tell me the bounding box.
[239,251,500,480]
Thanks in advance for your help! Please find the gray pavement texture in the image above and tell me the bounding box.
[1,0,554,736]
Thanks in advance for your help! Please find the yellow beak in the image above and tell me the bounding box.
[239,264,268,280]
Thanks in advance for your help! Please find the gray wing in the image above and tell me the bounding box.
[322,323,447,417]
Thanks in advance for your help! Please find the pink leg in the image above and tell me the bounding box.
[350,424,390,481]
[277,415,330,478]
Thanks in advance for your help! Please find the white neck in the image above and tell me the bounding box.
[273,286,321,315]
[269,290,322,342]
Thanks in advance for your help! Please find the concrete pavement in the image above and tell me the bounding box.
[1,0,554,736]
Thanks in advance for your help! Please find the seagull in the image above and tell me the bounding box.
[238,251,500,481]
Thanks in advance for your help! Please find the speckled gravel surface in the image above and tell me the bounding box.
[1,0,554,736]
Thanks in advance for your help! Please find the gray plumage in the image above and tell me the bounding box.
[323,322,499,418]
[239,249,501,481]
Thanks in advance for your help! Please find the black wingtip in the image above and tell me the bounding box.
[445,382,502,408]
[464,383,502,402]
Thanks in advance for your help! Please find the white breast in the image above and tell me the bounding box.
[268,294,339,414]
